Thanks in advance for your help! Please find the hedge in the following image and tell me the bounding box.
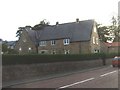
[2,53,118,65]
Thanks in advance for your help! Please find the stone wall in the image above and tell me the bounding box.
[2,58,112,87]
[38,39,92,54]
[15,30,37,54]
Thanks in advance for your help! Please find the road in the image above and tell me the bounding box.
[7,65,119,89]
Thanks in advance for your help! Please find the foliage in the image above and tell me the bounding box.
[97,24,110,42]
[32,19,50,30]
[110,16,120,42]
[97,16,120,42]
[2,43,8,53]
[16,27,25,38]
[2,43,18,54]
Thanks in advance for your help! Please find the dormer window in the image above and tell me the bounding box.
[63,39,70,45]
[39,41,46,46]
[51,40,56,45]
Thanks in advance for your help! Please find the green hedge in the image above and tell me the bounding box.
[2,53,118,65]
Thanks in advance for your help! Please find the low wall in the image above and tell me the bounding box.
[2,58,112,86]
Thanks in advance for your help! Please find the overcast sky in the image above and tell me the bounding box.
[0,0,119,41]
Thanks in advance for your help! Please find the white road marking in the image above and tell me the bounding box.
[100,70,117,77]
[58,78,95,89]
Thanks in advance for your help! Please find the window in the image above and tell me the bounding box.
[41,51,45,54]
[96,38,99,45]
[39,41,46,46]
[28,47,31,50]
[93,37,95,44]
[64,50,70,54]
[51,40,56,45]
[39,50,48,54]
[94,50,97,53]
[51,50,56,54]
[94,49,99,53]
[63,39,70,45]
[28,47,32,52]
[19,47,22,51]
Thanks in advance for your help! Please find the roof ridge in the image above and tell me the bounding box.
[50,19,94,26]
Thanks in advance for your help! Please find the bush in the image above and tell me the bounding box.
[2,53,118,65]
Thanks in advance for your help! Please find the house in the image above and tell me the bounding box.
[15,19,100,54]
[15,26,38,54]
[100,41,108,53]
[1,40,17,54]
[6,41,16,49]
[104,42,120,53]
[2,41,16,49]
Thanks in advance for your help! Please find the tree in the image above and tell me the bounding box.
[16,27,25,38]
[2,43,8,53]
[97,16,120,42]
[110,16,120,42]
[97,24,110,42]
[2,43,18,54]
[32,19,50,30]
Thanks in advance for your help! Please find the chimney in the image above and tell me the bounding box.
[56,22,59,26]
[76,18,79,23]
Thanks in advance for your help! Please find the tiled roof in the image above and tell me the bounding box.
[25,28,38,45]
[36,20,94,42]
[26,20,94,43]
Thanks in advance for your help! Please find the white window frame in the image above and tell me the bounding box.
[64,50,70,54]
[28,47,32,52]
[94,49,98,53]
[51,40,56,45]
[51,50,56,54]
[19,47,22,51]
[39,41,46,46]
[28,47,32,50]
[63,39,70,45]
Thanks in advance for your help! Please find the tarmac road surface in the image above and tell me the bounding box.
[5,65,120,89]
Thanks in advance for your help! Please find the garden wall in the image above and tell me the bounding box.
[2,58,112,87]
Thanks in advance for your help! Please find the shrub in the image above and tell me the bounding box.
[2,53,118,65]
